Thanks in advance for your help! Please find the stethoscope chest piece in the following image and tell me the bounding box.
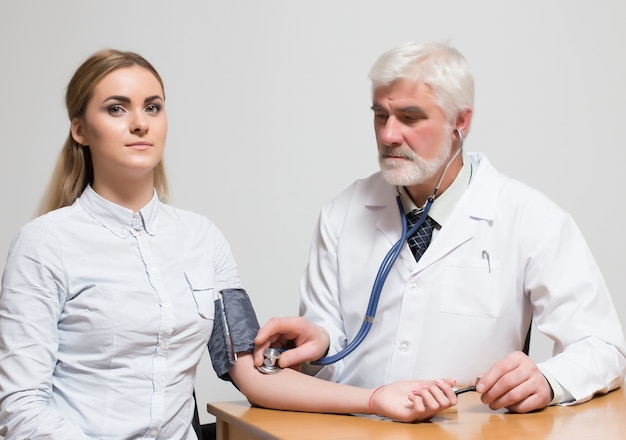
[257,347,282,374]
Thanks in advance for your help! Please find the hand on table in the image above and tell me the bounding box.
[371,379,458,422]
[477,351,553,413]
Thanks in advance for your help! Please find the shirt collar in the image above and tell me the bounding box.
[77,185,160,238]
[399,150,473,227]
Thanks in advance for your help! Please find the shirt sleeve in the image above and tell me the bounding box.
[208,221,242,293]
[539,367,574,405]
[0,222,90,439]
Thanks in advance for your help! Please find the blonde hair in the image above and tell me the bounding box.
[38,49,169,215]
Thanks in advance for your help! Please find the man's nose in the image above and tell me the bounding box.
[380,117,402,146]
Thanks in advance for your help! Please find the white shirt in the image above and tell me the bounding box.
[300,152,626,404]
[0,186,241,439]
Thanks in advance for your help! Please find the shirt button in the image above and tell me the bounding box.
[399,341,410,352]
[410,282,418,289]
[149,428,158,436]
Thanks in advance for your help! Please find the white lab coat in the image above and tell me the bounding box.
[301,152,626,404]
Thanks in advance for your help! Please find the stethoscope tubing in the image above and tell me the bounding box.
[311,197,433,365]
[311,133,463,366]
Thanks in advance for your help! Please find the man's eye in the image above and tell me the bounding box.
[402,113,424,123]
[374,113,388,122]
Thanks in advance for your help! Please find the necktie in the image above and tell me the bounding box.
[405,209,436,261]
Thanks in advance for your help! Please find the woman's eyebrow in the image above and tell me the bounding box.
[102,95,130,104]
[101,95,163,104]
[144,95,164,103]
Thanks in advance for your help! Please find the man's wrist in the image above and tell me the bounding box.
[539,367,574,405]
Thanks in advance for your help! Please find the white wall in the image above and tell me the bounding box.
[1,0,624,425]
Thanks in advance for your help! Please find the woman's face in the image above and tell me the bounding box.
[71,65,167,189]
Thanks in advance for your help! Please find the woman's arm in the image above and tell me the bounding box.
[229,353,457,422]
[0,224,90,439]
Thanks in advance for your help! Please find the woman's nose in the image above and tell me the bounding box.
[131,114,149,134]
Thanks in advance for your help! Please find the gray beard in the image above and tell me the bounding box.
[378,130,453,187]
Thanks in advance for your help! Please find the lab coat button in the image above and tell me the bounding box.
[399,341,410,352]
[410,282,418,289]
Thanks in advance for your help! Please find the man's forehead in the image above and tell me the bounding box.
[372,79,436,107]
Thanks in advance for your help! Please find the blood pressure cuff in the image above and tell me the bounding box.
[208,288,260,382]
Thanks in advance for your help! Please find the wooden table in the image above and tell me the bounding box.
[207,386,626,439]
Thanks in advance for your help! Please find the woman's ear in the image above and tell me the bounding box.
[71,117,88,146]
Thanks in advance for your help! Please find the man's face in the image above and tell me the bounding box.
[372,79,454,187]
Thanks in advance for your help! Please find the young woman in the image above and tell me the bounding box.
[0,49,457,439]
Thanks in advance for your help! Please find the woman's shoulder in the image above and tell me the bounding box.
[159,203,223,234]
[19,205,83,235]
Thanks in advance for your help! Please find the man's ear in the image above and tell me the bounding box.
[71,117,88,146]
[455,107,473,137]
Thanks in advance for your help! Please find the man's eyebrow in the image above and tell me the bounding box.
[399,106,426,114]
[370,104,426,114]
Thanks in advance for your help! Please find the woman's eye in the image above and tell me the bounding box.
[108,105,125,115]
[145,104,161,114]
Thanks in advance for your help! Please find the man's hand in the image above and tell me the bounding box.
[254,316,330,368]
[477,351,553,413]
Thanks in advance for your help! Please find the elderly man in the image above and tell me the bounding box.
[255,41,626,415]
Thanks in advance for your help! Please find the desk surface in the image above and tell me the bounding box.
[207,386,626,440]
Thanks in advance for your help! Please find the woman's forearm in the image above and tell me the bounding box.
[230,353,372,414]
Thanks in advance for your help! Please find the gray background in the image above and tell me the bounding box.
[1,0,624,425]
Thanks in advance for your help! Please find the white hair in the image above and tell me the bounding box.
[368,41,474,122]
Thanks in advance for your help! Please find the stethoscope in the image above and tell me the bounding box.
[258,129,464,374]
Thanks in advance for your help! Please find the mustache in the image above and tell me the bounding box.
[379,146,417,161]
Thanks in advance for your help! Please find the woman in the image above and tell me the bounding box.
[0,49,457,439]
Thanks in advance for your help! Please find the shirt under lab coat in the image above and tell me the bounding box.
[301,152,626,404]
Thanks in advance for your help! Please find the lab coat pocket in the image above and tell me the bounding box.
[184,271,215,320]
[441,257,501,318]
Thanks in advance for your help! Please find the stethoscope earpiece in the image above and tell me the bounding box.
[454,127,464,149]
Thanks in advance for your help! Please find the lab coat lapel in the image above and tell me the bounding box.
[364,158,500,271]
[416,155,499,269]
[365,176,416,263]
[417,196,475,268]
[366,176,480,270]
